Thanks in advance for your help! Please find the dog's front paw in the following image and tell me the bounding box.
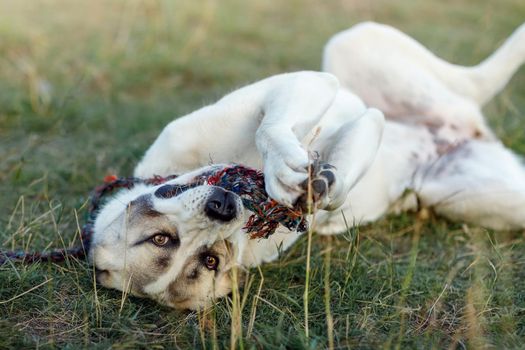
[297,161,344,211]
[262,152,310,208]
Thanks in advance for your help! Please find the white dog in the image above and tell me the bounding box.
[89,22,525,310]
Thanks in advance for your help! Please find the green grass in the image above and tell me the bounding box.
[1,0,524,348]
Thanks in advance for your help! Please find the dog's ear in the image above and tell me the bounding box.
[154,184,190,199]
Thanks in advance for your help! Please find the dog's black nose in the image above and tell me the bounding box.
[205,188,238,222]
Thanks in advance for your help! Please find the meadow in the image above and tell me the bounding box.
[0,0,524,348]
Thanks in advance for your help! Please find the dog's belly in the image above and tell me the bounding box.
[314,121,438,233]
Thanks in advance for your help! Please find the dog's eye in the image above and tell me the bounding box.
[151,234,171,246]
[134,231,179,248]
[204,255,219,270]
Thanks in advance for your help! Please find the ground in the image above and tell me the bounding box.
[0,0,524,348]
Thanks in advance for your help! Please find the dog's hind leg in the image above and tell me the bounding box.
[324,22,525,107]
[323,22,525,142]
[414,141,525,230]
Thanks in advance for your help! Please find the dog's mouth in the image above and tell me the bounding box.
[94,268,111,285]
[93,164,306,244]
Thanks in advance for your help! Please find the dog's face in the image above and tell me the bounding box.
[88,178,246,310]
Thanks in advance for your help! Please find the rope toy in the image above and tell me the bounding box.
[0,164,308,265]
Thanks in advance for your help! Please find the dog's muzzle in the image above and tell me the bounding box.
[205,187,238,222]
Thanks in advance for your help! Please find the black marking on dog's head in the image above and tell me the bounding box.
[130,195,162,218]
[187,268,200,281]
[155,184,191,199]
[156,256,172,271]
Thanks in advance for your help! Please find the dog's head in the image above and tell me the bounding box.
[88,168,247,310]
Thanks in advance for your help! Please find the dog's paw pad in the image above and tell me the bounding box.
[319,170,335,186]
[311,178,327,196]
[297,161,337,210]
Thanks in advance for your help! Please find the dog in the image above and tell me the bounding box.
[89,22,525,310]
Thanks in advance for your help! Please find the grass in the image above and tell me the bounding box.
[1,0,524,348]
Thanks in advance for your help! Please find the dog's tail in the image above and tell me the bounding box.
[465,23,525,105]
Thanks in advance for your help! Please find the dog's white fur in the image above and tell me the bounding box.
[90,22,525,309]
